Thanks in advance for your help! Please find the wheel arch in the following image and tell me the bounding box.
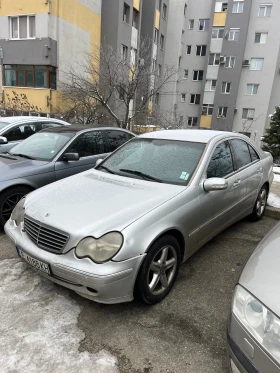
[145,228,186,262]
[0,184,35,196]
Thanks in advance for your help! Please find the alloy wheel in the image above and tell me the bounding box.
[256,188,267,217]
[148,245,178,295]
[1,193,25,223]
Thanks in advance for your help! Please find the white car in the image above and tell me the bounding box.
[0,116,70,153]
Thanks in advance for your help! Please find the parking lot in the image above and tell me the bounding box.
[0,216,277,373]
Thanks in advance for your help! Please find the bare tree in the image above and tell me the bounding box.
[60,39,178,129]
[3,91,42,116]
[238,113,264,136]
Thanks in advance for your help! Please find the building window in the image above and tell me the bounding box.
[181,93,186,102]
[208,53,220,65]
[123,3,130,23]
[202,104,214,116]
[188,117,198,126]
[163,3,167,19]
[155,93,160,105]
[158,64,162,76]
[212,27,224,39]
[189,19,194,30]
[242,108,255,120]
[221,82,231,94]
[193,70,204,81]
[246,84,259,95]
[154,28,159,43]
[152,59,157,72]
[225,56,236,68]
[232,1,244,13]
[222,2,228,11]
[10,15,36,39]
[160,34,164,49]
[190,94,201,104]
[121,45,128,60]
[196,45,207,56]
[186,45,192,55]
[229,29,240,41]
[184,4,187,16]
[184,69,189,79]
[4,65,56,89]
[199,19,210,31]
[250,58,264,70]
[255,32,268,44]
[205,80,217,91]
[132,8,139,29]
[258,4,272,17]
[217,107,228,118]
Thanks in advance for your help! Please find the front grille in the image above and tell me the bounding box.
[24,215,69,254]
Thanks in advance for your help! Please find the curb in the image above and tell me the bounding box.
[265,206,280,220]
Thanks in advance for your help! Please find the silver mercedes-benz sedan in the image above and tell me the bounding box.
[228,222,280,373]
[5,130,273,304]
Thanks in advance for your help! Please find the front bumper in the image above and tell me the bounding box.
[5,220,145,304]
[228,313,280,373]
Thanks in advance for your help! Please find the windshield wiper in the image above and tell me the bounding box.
[11,153,35,160]
[98,165,117,174]
[119,169,163,183]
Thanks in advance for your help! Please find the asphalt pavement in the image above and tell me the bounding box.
[0,216,278,373]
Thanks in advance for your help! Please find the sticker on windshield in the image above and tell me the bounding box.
[180,172,189,181]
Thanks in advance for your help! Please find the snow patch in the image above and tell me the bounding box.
[0,259,118,373]
[273,167,280,174]
[267,193,280,209]
[273,174,280,183]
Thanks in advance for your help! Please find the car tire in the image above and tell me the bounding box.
[134,235,181,305]
[0,186,31,226]
[250,185,268,222]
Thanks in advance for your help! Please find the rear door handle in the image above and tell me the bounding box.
[257,167,262,173]
[233,180,241,187]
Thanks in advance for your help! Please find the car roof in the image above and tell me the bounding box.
[139,129,235,143]
[0,116,70,125]
[40,125,135,135]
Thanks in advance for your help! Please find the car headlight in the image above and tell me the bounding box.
[11,197,26,226]
[75,232,123,263]
[232,285,280,364]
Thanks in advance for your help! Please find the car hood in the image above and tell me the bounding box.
[0,154,48,181]
[239,222,280,317]
[25,169,184,239]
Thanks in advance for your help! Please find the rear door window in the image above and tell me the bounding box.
[104,130,134,153]
[207,141,234,178]
[230,139,252,169]
[248,145,260,162]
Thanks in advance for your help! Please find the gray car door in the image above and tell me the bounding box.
[197,140,245,246]
[230,139,262,211]
[54,130,108,180]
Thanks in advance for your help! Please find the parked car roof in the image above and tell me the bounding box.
[140,129,235,143]
[0,116,70,125]
[40,125,135,134]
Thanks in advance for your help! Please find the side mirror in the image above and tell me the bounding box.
[0,136,8,145]
[63,153,80,162]
[204,178,228,192]
[95,158,103,167]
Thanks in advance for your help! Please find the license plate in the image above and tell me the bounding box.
[17,247,51,275]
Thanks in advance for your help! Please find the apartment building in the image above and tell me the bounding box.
[101,0,169,123]
[163,0,280,146]
[0,0,101,115]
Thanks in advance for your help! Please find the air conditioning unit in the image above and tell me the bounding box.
[220,56,226,64]
[139,58,145,66]
[243,59,250,66]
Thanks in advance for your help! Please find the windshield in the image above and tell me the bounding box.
[97,138,205,186]
[10,132,75,161]
[0,121,9,131]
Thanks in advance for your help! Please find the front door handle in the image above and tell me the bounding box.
[233,179,241,187]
